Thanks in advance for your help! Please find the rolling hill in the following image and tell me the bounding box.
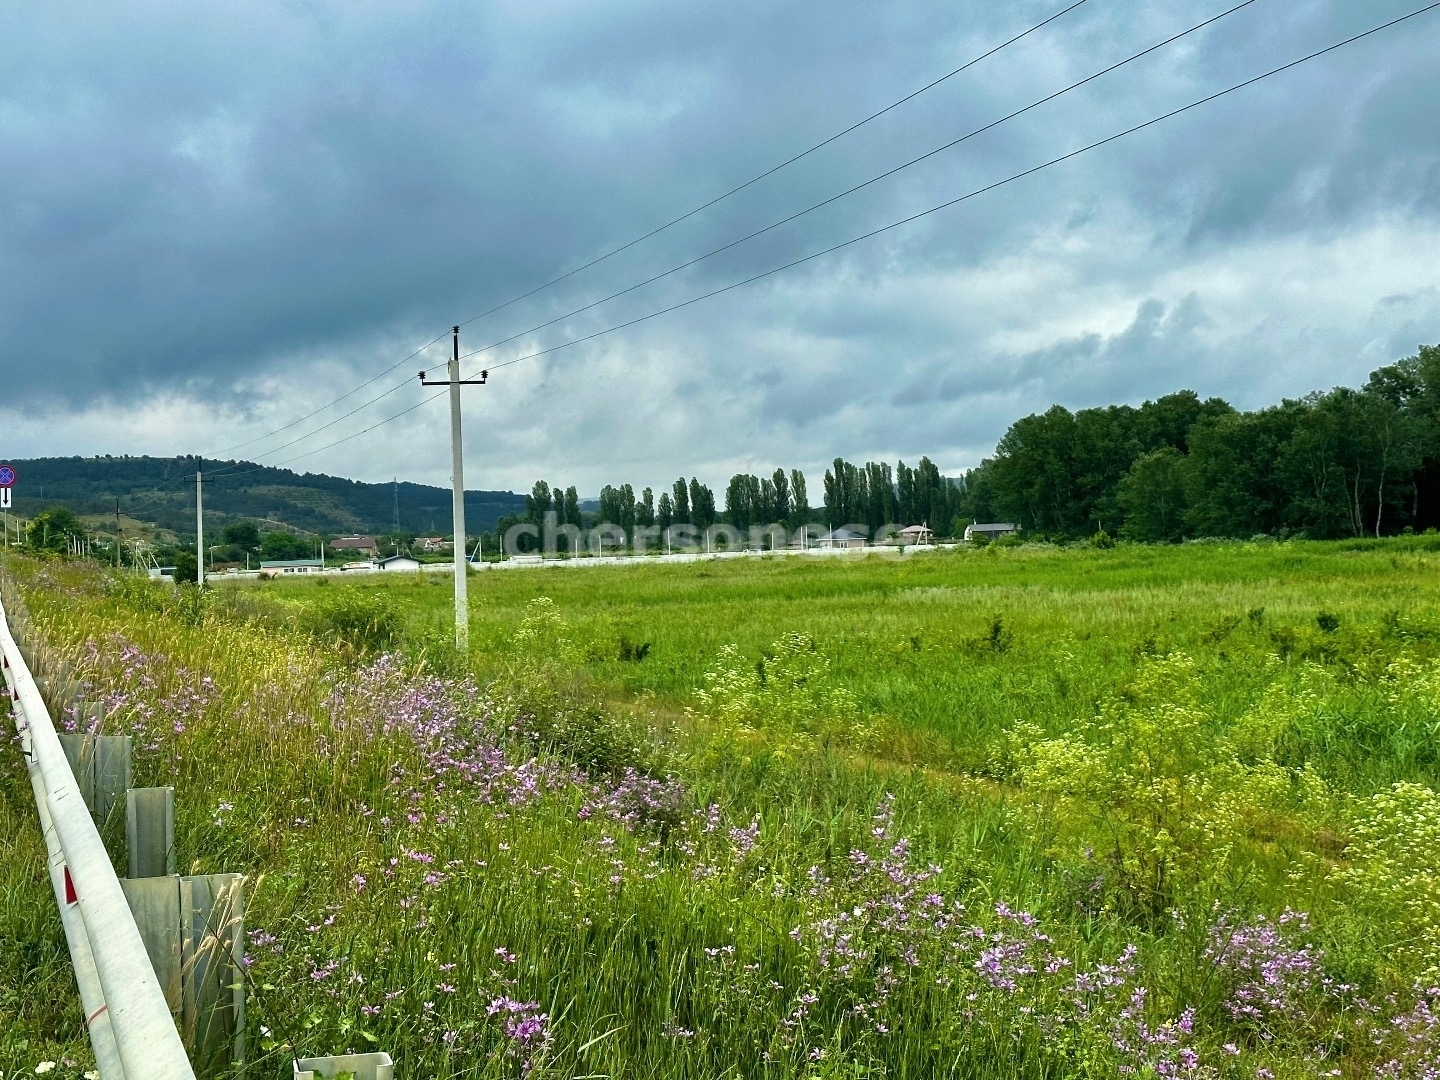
[0,456,526,538]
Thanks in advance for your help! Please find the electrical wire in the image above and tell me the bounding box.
[453,0,1093,331]
[459,0,1440,375]
[452,0,1260,369]
[201,332,451,459]
[182,1,1440,474]
[199,0,1248,471]
[191,1,1089,465]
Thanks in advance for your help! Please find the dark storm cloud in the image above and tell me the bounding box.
[1,0,1437,487]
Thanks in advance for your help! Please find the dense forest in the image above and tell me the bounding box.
[500,343,1440,545]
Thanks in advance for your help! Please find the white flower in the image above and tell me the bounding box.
[86,1073,101,1080]
[34,1065,56,1076]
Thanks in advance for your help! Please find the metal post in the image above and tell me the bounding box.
[447,327,468,651]
[196,458,205,589]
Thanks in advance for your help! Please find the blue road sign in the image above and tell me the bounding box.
[0,465,15,487]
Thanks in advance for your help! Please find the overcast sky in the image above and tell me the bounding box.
[2,0,1437,494]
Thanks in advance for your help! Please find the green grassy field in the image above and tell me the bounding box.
[266,540,1440,778]
[4,538,1440,1078]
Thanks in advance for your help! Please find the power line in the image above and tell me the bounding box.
[192,2,1088,466]
[178,1,1440,474]
[453,0,1260,369]
[453,0,1094,332]
[206,0,1250,472]
[459,0,1439,374]
[201,330,451,459]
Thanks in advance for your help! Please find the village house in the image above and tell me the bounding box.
[964,522,1018,542]
[815,527,867,549]
[893,524,934,546]
[330,535,380,557]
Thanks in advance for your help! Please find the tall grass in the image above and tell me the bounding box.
[2,538,1439,1077]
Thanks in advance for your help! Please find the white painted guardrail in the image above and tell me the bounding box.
[0,588,196,1080]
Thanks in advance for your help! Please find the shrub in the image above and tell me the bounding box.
[299,588,401,654]
[1335,781,1440,979]
[1006,654,1332,915]
[690,632,872,747]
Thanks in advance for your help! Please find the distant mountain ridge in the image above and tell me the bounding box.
[0,456,525,538]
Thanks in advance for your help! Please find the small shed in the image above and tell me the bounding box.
[964,522,1017,542]
[815,527,867,549]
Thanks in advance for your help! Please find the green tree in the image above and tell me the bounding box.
[221,520,261,549]
[725,474,752,531]
[672,478,690,525]
[25,506,84,553]
[260,530,312,560]
[771,468,790,523]
[1118,447,1188,542]
[1183,405,1301,537]
[689,478,716,531]
[526,481,552,525]
[789,469,809,529]
[172,548,198,583]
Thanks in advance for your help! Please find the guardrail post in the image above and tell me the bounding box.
[119,877,183,1013]
[127,787,175,878]
[119,872,247,1069]
[57,733,132,822]
[58,733,97,809]
[294,1053,394,1080]
[94,735,131,824]
[182,873,246,1070]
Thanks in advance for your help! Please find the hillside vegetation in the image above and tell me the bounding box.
[3,539,1440,1078]
[0,456,524,538]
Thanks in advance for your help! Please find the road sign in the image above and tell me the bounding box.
[0,464,15,487]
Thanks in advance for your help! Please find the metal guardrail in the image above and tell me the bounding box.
[1,585,196,1080]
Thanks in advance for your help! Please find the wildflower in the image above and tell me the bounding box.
[34,1066,55,1076]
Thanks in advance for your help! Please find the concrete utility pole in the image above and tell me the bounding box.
[115,499,122,569]
[420,327,487,652]
[196,458,205,588]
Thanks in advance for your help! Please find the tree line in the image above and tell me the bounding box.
[964,343,1440,541]
[495,456,968,550]
[494,344,1439,550]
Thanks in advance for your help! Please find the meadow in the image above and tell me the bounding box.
[4,537,1440,1078]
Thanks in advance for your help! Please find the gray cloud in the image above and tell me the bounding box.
[1,0,1438,493]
